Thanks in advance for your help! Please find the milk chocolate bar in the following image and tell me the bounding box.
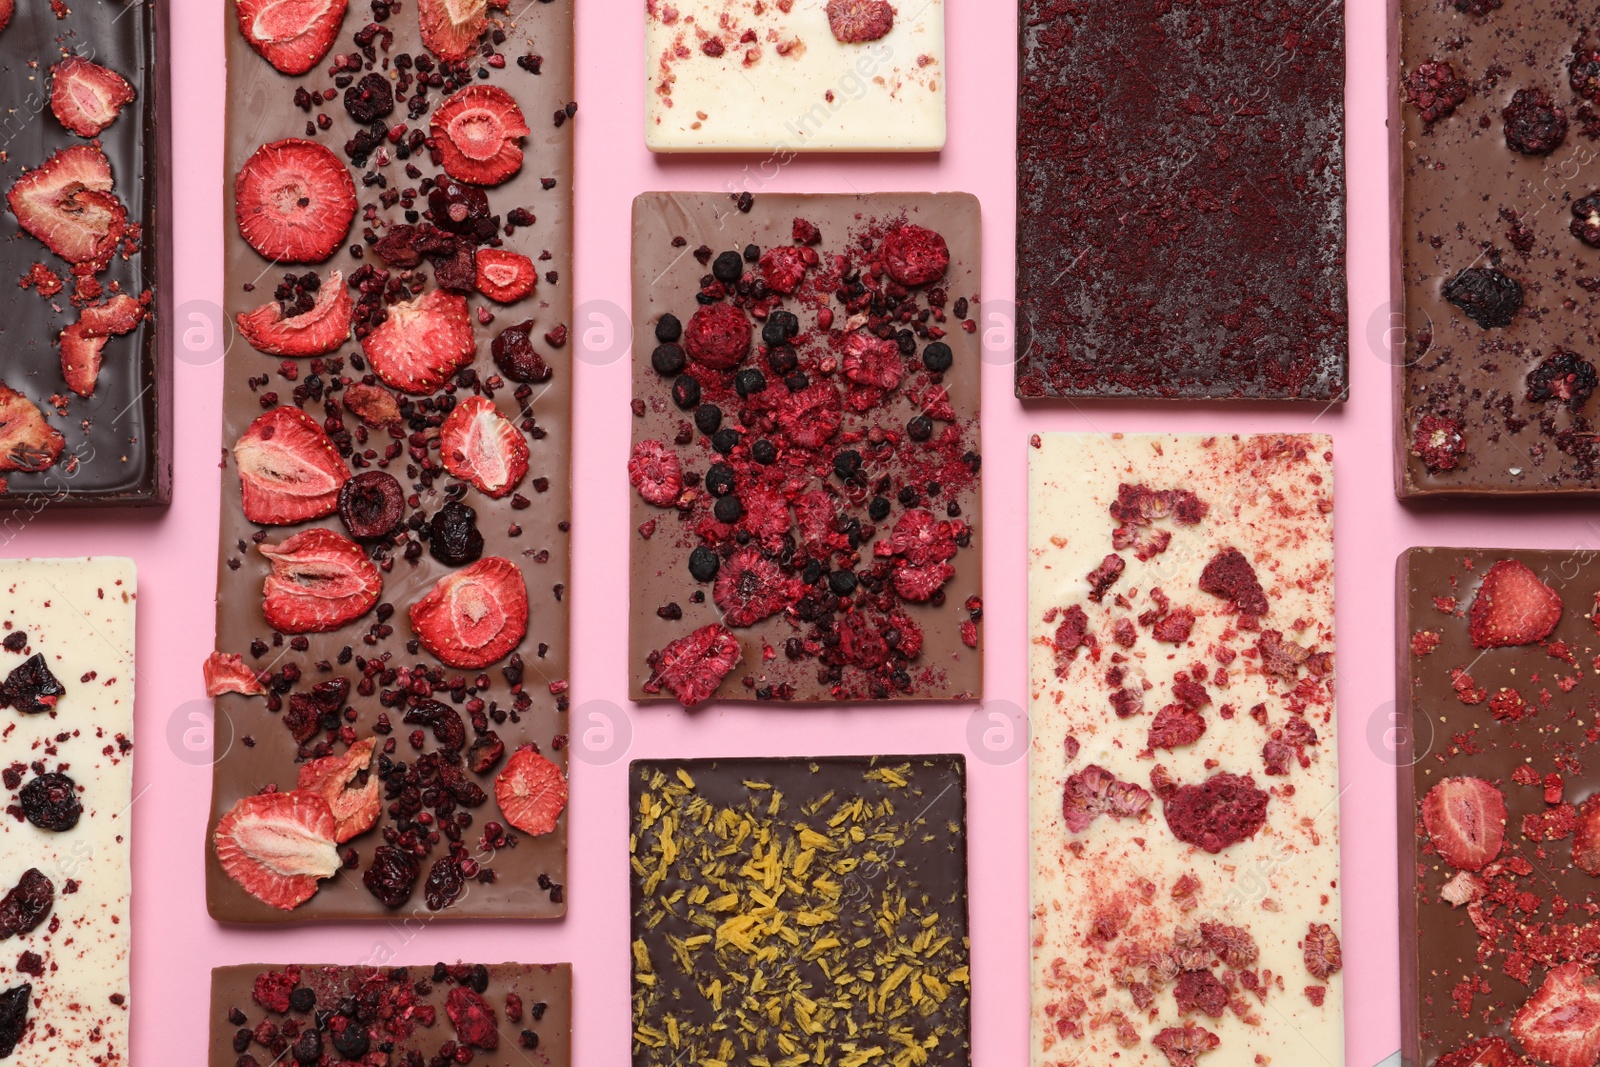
[0,2,172,504]
[629,191,982,706]
[208,1,573,922]
[630,755,972,1066]
[1016,1,1347,400]
[1029,434,1342,1065]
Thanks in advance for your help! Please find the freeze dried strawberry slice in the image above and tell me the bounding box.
[441,396,528,498]
[409,557,528,669]
[7,145,127,273]
[881,224,950,286]
[236,270,351,356]
[1574,796,1600,875]
[236,0,349,76]
[1422,776,1506,872]
[233,406,350,524]
[0,385,64,474]
[628,439,682,506]
[714,547,800,627]
[1434,1038,1528,1067]
[234,139,357,264]
[493,746,567,837]
[431,85,529,186]
[474,248,537,302]
[826,0,895,43]
[213,790,341,911]
[446,987,500,1049]
[684,303,752,370]
[297,737,380,842]
[258,527,381,634]
[419,0,487,61]
[49,57,135,138]
[361,289,476,394]
[644,623,742,707]
[59,293,145,397]
[1469,559,1562,648]
[1513,962,1600,1067]
[203,651,265,697]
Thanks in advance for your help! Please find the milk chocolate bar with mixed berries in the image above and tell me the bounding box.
[631,755,972,1066]
[1396,1,1600,496]
[210,962,571,1066]
[629,192,982,706]
[1015,1,1346,401]
[1397,548,1600,1066]
[1029,434,1342,1066]
[0,2,171,504]
[208,0,572,922]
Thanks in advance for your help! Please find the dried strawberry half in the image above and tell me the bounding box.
[713,547,799,627]
[409,557,528,669]
[1513,962,1600,1067]
[1573,795,1600,875]
[628,439,683,507]
[203,651,265,697]
[297,737,380,842]
[235,0,349,76]
[493,746,567,837]
[7,144,127,274]
[881,224,950,287]
[474,248,537,303]
[440,396,528,498]
[1422,776,1506,871]
[430,85,529,186]
[60,292,145,397]
[1433,1037,1527,1067]
[361,289,476,394]
[234,139,357,264]
[1468,559,1562,648]
[258,528,382,634]
[236,270,351,356]
[233,406,351,524]
[419,0,487,60]
[0,385,64,475]
[50,57,135,138]
[644,623,742,707]
[213,790,341,911]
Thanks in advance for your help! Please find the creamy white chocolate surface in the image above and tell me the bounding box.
[645,0,946,151]
[0,558,135,1065]
[1028,435,1341,1067]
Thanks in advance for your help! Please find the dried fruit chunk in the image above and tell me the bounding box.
[1574,796,1600,876]
[19,771,80,831]
[1412,413,1466,473]
[494,746,567,837]
[1468,559,1562,648]
[1148,704,1206,751]
[1403,60,1470,124]
[296,737,380,842]
[49,57,135,138]
[1433,1037,1527,1067]
[880,224,950,286]
[713,547,800,627]
[235,270,351,356]
[418,0,487,61]
[826,0,894,44]
[236,0,349,75]
[491,318,553,383]
[363,843,419,907]
[446,986,500,1049]
[1512,962,1600,1067]
[1162,772,1269,854]
[628,440,683,507]
[0,654,65,714]
[0,0,10,33]
[643,623,742,707]
[0,984,29,1060]
[440,396,528,498]
[204,651,265,696]
[6,144,127,273]
[0,386,64,475]
[1527,349,1598,412]
[258,528,382,634]
[1422,776,1506,871]
[1061,764,1152,833]
[361,289,476,394]
[234,139,357,264]
[1302,922,1342,980]
[1573,193,1600,248]
[337,470,404,541]
[430,85,529,186]
[474,248,537,302]
[341,382,401,427]
[214,791,340,910]
[233,406,351,524]
[684,303,752,370]
[1443,267,1522,330]
[408,557,528,669]
[1152,1025,1220,1067]
[1197,547,1268,617]
[428,501,484,566]
[0,869,53,939]
[1503,88,1568,156]
[60,293,146,397]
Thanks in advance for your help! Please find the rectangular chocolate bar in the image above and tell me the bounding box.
[1395,1,1600,496]
[630,755,972,1066]
[1397,548,1600,1066]
[1028,434,1342,1065]
[210,962,571,1066]
[0,558,136,1063]
[629,191,982,706]
[1015,1,1347,401]
[0,2,172,504]
[209,3,572,922]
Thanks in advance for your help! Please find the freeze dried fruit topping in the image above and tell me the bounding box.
[1162,772,1269,854]
[1412,413,1466,473]
[1443,267,1523,330]
[361,289,477,394]
[683,302,752,370]
[60,293,146,397]
[431,86,529,187]
[644,623,741,708]
[1422,776,1506,871]
[0,385,63,474]
[1469,559,1562,648]
[1061,764,1152,834]
[1403,61,1470,124]
[419,0,487,61]
[258,528,382,634]
[1303,922,1342,980]
[1152,1025,1220,1067]
[0,0,10,33]
[409,557,528,669]
[491,319,553,383]
[474,248,537,303]
[6,144,127,273]
[446,987,499,1049]
[713,547,801,628]
[1574,796,1600,875]
[1148,704,1207,750]
[19,771,80,831]
[235,0,349,75]
[880,223,950,286]
[296,737,380,843]
[0,984,28,1060]
[234,139,357,264]
[494,746,567,837]
[341,382,401,428]
[233,406,351,525]
[1109,483,1208,527]
[826,0,895,44]
[49,57,135,138]
[1527,349,1598,411]
[1572,194,1600,248]
[0,654,64,714]
[204,651,265,696]
[363,844,419,907]
[236,270,351,356]
[337,471,404,541]
[1197,547,1268,617]
[628,440,682,507]
[214,791,341,910]
[1512,963,1600,1067]
[440,397,528,499]
[1503,88,1568,156]
[428,500,484,566]
[0,869,53,939]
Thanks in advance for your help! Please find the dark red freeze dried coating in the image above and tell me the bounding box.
[1016,0,1347,401]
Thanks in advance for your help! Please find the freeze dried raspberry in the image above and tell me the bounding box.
[1575,49,1600,101]
[1152,1025,1219,1067]
[644,624,742,707]
[841,331,904,391]
[1412,413,1466,472]
[825,0,894,44]
[1200,923,1258,968]
[1062,764,1152,834]
[713,548,799,628]
[885,508,959,567]
[758,246,808,294]
[792,217,822,245]
[774,383,842,448]
[1503,88,1568,155]
[1163,772,1269,854]
[1411,630,1440,656]
[1403,61,1470,124]
[880,224,949,286]
[628,440,683,507]
[1052,605,1091,669]
[252,969,301,1014]
[1527,348,1598,411]
[1149,704,1206,751]
[1198,548,1267,617]
[1085,554,1124,602]
[1302,922,1342,980]
[1109,483,1207,527]
[684,303,752,370]
[1523,804,1577,842]
[1174,970,1228,1019]
[1257,630,1312,679]
[1151,608,1196,644]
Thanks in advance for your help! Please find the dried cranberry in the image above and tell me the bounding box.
[1443,267,1522,329]
[1527,348,1598,411]
[424,857,465,910]
[403,700,466,751]
[429,502,485,566]
[428,179,494,240]
[344,72,395,124]
[467,732,504,774]
[338,471,405,541]
[0,655,64,714]
[363,845,419,907]
[1502,88,1568,155]
[0,869,53,938]
[0,983,30,1058]
[19,772,80,832]
[491,320,553,383]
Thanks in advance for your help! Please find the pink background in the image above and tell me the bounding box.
[11,0,1571,1063]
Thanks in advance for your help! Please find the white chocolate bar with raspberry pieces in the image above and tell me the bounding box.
[0,558,135,1064]
[1028,435,1341,1067]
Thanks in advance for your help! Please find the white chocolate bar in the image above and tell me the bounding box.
[645,0,946,152]
[0,558,135,1064]
[1028,435,1341,1067]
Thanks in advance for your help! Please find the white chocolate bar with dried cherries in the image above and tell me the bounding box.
[1028,435,1341,1067]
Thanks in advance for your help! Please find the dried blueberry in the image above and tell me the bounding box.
[1443,267,1523,328]
[828,570,859,595]
[672,374,701,410]
[424,857,465,911]
[710,429,739,455]
[713,496,743,523]
[688,546,720,582]
[344,73,395,124]
[762,311,799,348]
[705,464,736,497]
[751,439,777,465]
[429,502,485,567]
[1503,88,1568,155]
[766,344,799,376]
[1527,348,1598,410]
[907,416,934,441]
[288,987,317,1013]
[712,251,744,283]
[0,655,64,714]
[922,342,953,373]
[492,320,553,383]
[655,314,682,343]
[734,369,767,398]
[1573,193,1600,247]
[868,496,892,521]
[338,472,405,541]
[332,1021,370,1060]
[292,1028,323,1065]
[363,845,419,908]
[19,772,80,832]
[651,343,687,376]
[694,404,723,436]
[0,869,53,939]
[0,983,30,1058]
